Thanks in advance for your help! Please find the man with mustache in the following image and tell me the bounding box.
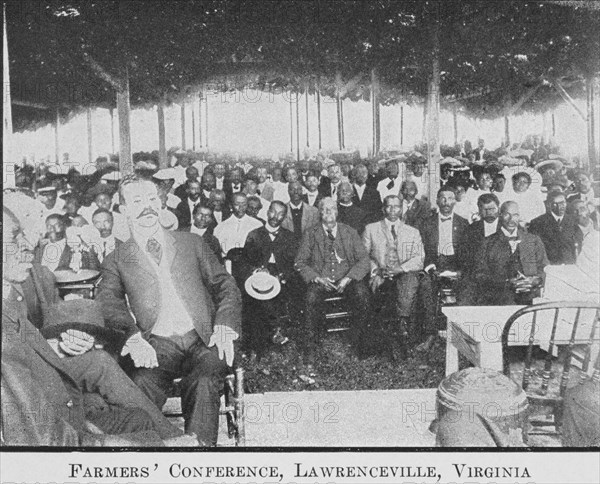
[96,173,242,446]
[2,206,194,446]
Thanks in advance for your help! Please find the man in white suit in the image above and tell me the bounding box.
[363,195,424,360]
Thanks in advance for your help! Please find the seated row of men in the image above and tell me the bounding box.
[33,167,598,365]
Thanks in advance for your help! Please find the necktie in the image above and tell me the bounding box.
[327,229,335,242]
[102,240,107,260]
[146,237,162,265]
[391,225,397,241]
[332,185,337,197]
[386,178,395,190]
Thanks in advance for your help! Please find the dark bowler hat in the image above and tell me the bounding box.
[41,299,119,342]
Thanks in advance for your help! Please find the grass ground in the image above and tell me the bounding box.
[240,325,446,394]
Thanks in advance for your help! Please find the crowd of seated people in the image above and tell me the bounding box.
[3,140,599,446]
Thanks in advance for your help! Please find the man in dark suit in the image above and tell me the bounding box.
[96,173,242,446]
[223,166,244,203]
[418,187,469,273]
[174,179,204,230]
[400,180,430,228]
[462,193,500,272]
[318,163,342,200]
[243,201,299,356]
[2,207,191,447]
[281,181,320,239]
[567,171,598,225]
[337,181,368,235]
[295,197,372,366]
[473,201,548,305]
[529,191,579,265]
[178,203,223,264]
[416,186,469,352]
[35,214,100,273]
[208,189,231,225]
[351,163,382,220]
[173,166,200,201]
[302,172,323,207]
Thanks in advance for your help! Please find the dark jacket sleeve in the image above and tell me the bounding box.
[194,235,242,337]
[95,252,140,340]
[295,228,320,283]
[344,225,370,281]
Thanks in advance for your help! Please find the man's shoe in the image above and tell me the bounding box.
[272,327,289,345]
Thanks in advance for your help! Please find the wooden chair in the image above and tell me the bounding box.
[162,367,246,446]
[501,301,600,442]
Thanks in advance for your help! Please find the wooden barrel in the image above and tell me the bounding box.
[435,367,528,445]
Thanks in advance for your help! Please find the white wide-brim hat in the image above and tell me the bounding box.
[244,271,281,300]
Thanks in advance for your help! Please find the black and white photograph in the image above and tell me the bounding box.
[1,0,599,481]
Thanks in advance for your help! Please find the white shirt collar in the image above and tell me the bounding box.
[438,212,453,222]
[265,223,279,234]
[501,227,518,238]
[550,212,563,224]
[289,202,303,210]
[191,225,207,236]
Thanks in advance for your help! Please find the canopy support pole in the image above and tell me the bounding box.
[426,7,441,200]
[116,68,132,173]
[305,80,310,147]
[54,108,60,165]
[317,83,322,149]
[289,93,294,153]
[198,90,203,147]
[191,95,196,151]
[86,107,93,166]
[553,80,586,121]
[504,116,510,147]
[400,105,404,146]
[109,108,115,154]
[296,91,300,161]
[587,76,597,171]
[453,105,458,145]
[205,95,209,149]
[180,102,186,150]
[157,101,167,168]
[371,68,380,156]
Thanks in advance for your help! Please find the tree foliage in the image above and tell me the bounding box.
[6,0,599,130]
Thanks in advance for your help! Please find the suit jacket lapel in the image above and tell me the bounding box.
[300,203,309,231]
[162,229,177,270]
[122,238,158,283]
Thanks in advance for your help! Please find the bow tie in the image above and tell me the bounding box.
[440,217,452,223]
[507,236,519,241]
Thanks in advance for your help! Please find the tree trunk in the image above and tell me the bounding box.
[87,107,93,166]
[116,70,132,173]
[337,91,343,150]
[426,10,441,200]
[504,115,510,147]
[205,95,209,149]
[157,101,167,168]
